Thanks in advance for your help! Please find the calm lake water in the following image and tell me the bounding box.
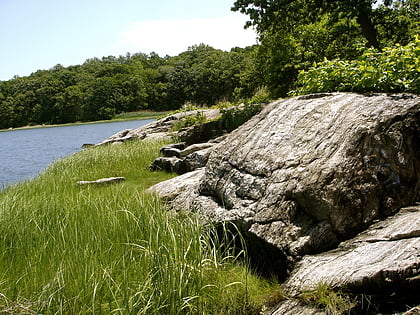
[0,119,153,189]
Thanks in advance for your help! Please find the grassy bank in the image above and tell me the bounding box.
[0,139,280,314]
[113,110,171,121]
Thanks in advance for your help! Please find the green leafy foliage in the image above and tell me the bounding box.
[171,111,208,131]
[292,37,420,95]
[232,0,419,97]
[2,0,418,128]
[219,104,261,130]
[218,87,269,130]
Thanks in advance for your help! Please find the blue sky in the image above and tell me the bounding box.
[0,0,257,81]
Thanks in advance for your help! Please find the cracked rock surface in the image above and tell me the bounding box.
[147,92,420,312]
[284,205,420,295]
[197,93,419,263]
[150,92,419,273]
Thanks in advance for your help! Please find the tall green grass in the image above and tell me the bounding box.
[113,111,171,121]
[0,140,279,314]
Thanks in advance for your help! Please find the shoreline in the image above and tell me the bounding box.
[0,110,170,132]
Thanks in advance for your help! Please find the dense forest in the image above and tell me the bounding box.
[0,0,418,129]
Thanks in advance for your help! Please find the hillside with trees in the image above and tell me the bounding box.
[0,45,262,129]
[0,0,418,129]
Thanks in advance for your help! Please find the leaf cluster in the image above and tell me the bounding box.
[232,0,419,97]
[218,86,269,130]
[171,111,208,131]
[292,37,420,95]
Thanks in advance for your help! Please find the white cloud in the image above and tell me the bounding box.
[116,14,257,56]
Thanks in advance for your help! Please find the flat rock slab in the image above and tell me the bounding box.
[146,169,204,210]
[77,177,126,185]
[284,205,420,295]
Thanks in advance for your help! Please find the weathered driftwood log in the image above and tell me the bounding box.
[77,177,125,185]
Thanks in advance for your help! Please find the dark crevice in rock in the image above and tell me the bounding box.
[215,221,291,281]
[297,93,334,100]
[347,291,420,315]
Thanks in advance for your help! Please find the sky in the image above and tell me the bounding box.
[0,0,257,81]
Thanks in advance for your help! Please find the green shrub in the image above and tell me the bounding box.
[217,87,269,130]
[292,36,420,95]
[171,111,207,131]
[219,103,262,130]
[247,86,271,105]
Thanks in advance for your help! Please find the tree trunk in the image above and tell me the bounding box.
[356,6,380,49]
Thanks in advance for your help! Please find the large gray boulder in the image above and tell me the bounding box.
[150,93,419,275]
[200,93,419,263]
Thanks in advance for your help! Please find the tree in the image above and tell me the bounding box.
[233,0,382,49]
[232,0,419,96]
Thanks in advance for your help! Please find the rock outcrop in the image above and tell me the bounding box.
[96,108,223,146]
[148,92,419,312]
[268,204,420,314]
[150,142,218,174]
[151,92,419,261]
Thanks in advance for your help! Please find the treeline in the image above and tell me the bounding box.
[0,45,262,129]
[1,0,418,129]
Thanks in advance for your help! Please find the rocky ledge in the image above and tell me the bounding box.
[96,108,225,146]
[144,92,419,314]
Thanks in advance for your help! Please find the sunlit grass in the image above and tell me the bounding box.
[0,139,279,314]
[113,110,171,121]
[300,283,356,314]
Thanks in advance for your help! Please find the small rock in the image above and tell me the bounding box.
[160,143,186,157]
[149,157,186,174]
[179,143,214,158]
